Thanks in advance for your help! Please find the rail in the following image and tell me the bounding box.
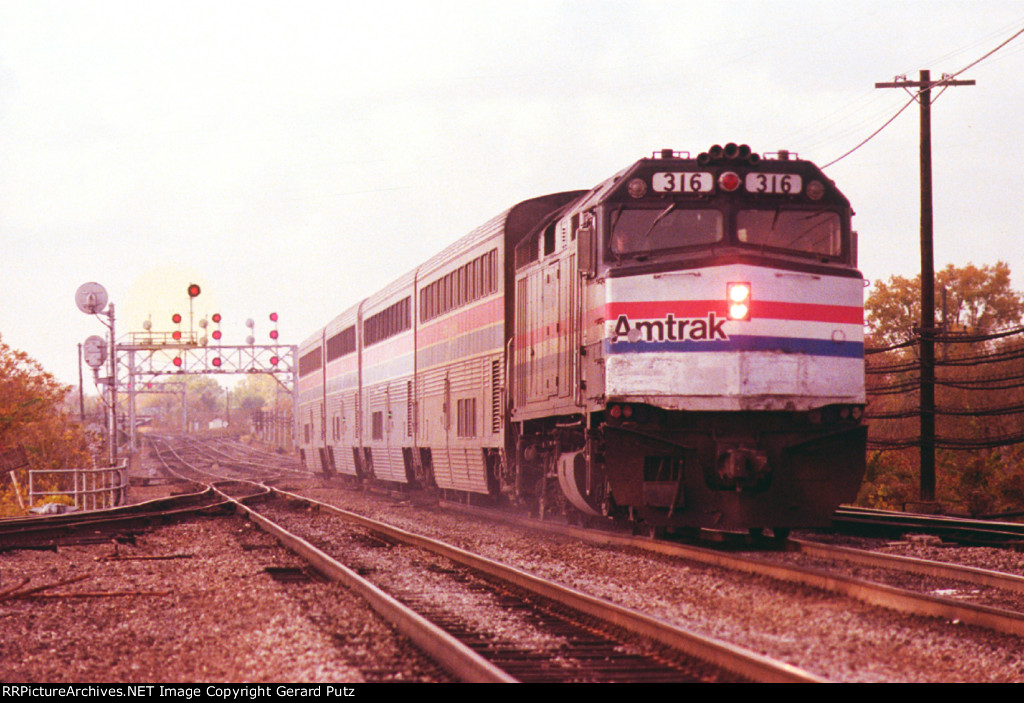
[28,462,128,511]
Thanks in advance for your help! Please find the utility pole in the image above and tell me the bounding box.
[875,70,974,504]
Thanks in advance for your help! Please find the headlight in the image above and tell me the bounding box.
[727,282,751,320]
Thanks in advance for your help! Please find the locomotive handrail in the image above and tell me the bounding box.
[504,335,514,422]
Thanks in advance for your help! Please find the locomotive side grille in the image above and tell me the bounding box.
[407,379,414,438]
[491,357,501,433]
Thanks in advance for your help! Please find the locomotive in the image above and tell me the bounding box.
[297,144,866,535]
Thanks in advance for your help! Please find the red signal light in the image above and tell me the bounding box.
[172,313,182,324]
[173,356,183,367]
[269,329,279,340]
[212,357,222,368]
[172,330,182,340]
[211,312,222,342]
[187,283,201,298]
[269,312,278,322]
[719,171,741,192]
[270,356,279,366]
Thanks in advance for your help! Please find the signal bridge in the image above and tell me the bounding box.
[117,334,297,386]
[117,337,297,450]
[78,281,297,460]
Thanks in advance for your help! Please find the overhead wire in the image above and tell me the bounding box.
[865,327,1024,451]
[821,21,1024,170]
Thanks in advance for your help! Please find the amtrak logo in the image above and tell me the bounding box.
[612,312,728,343]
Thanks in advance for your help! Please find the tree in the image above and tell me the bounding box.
[866,261,1024,347]
[0,335,93,514]
[862,262,1024,515]
[179,376,227,430]
[233,373,289,415]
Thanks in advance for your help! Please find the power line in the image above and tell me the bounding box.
[821,23,1024,170]
[819,95,916,169]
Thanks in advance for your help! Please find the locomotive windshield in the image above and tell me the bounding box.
[737,208,842,258]
[607,205,844,260]
[600,152,855,267]
[609,206,723,256]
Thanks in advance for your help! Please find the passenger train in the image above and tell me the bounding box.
[297,144,867,535]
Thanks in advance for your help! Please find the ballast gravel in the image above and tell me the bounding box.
[7,470,1024,683]
[291,483,1024,683]
[0,516,449,683]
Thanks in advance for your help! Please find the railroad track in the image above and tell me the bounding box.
[0,487,229,551]
[36,434,1012,681]
[147,435,813,680]
[833,506,1024,546]
[150,436,278,485]
[225,488,820,683]
[184,437,1024,675]
[434,501,1024,640]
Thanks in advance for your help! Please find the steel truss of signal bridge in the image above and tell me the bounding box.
[114,336,298,450]
[115,341,298,391]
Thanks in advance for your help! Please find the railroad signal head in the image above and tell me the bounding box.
[187,283,201,298]
[212,357,222,368]
[269,329,279,340]
[212,313,221,323]
[270,355,279,366]
[212,329,222,340]
[172,313,182,324]
[269,312,278,322]
[173,356,183,367]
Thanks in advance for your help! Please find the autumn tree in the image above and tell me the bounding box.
[866,261,1024,347]
[232,373,290,415]
[862,262,1024,515]
[0,335,93,514]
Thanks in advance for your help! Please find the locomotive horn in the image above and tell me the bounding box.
[724,143,740,159]
[697,152,711,165]
[737,144,751,160]
[708,144,724,160]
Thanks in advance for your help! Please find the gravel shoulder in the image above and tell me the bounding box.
[0,516,449,683]
[290,482,1024,683]
[12,468,1023,683]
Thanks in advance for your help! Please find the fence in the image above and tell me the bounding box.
[28,462,128,511]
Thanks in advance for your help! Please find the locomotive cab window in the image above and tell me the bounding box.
[609,206,723,256]
[736,208,842,259]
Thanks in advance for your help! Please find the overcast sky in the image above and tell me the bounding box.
[2,1,1023,387]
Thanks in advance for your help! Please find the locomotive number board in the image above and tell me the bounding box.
[652,172,714,193]
[745,173,802,194]
[653,171,803,195]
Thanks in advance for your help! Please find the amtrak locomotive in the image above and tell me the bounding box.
[298,144,866,535]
